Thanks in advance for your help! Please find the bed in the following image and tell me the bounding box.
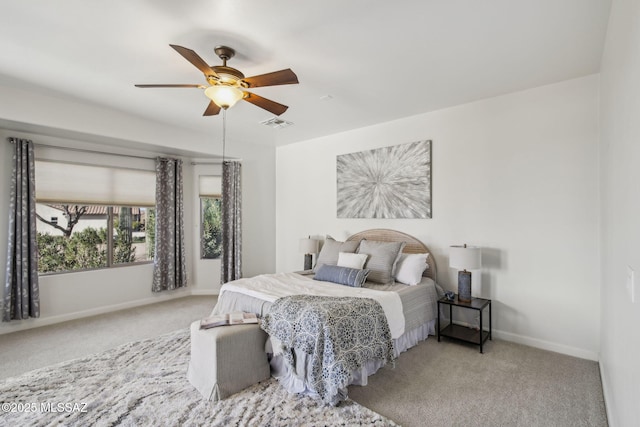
[210,229,442,405]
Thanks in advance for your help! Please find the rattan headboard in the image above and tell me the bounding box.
[346,229,437,282]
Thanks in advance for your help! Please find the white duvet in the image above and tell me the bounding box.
[220,272,406,339]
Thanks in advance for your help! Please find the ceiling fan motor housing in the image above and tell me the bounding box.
[207,45,245,86]
[208,66,246,86]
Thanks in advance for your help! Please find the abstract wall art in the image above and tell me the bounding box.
[336,140,432,218]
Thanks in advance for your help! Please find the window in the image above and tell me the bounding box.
[36,204,155,274]
[113,206,154,265]
[201,198,222,259]
[34,159,156,274]
[199,175,222,259]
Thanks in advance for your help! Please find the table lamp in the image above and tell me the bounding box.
[299,237,319,270]
[449,244,482,302]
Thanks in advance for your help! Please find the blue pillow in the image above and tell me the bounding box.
[313,265,370,287]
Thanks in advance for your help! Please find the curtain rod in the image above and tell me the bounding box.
[8,137,238,163]
[190,160,242,165]
[7,138,156,160]
[35,144,158,160]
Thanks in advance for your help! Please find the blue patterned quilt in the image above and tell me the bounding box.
[261,295,395,405]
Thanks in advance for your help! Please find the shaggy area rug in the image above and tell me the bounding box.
[0,329,398,426]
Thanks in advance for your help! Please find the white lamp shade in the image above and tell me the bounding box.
[204,85,244,109]
[449,245,482,270]
[299,238,319,254]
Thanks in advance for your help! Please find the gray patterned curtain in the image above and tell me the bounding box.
[3,138,39,321]
[221,161,242,284]
[152,157,187,292]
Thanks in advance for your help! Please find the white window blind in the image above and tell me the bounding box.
[199,175,221,197]
[35,160,156,206]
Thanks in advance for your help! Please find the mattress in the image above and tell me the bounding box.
[211,273,440,332]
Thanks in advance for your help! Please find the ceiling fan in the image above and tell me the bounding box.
[135,44,298,116]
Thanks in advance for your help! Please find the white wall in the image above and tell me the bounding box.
[276,75,600,360]
[228,139,277,280]
[599,0,640,425]
[0,85,277,333]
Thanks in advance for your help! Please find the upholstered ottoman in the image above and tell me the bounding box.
[187,321,270,401]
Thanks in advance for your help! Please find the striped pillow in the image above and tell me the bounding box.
[357,240,406,284]
[313,265,370,287]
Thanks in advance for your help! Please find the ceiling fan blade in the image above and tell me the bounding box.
[203,101,221,116]
[242,69,299,88]
[243,92,289,116]
[135,84,205,88]
[169,44,218,78]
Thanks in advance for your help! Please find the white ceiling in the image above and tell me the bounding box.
[0,0,611,148]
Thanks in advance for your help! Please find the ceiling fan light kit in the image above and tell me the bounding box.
[135,44,298,116]
[205,85,244,109]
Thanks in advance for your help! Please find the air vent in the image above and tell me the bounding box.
[259,117,294,129]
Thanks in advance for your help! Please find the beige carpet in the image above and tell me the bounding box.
[349,338,608,426]
[0,295,215,380]
[0,295,608,426]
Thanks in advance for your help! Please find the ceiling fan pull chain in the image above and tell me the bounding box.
[222,108,227,163]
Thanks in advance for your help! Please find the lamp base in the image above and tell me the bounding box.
[303,254,313,271]
[458,271,472,302]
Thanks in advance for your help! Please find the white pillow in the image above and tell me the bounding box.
[394,253,429,285]
[337,252,368,270]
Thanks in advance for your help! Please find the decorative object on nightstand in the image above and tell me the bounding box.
[299,237,319,270]
[449,244,481,302]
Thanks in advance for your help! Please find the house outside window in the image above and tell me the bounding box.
[36,204,155,273]
[34,160,156,274]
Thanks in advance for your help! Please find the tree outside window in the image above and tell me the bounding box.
[201,197,222,259]
[35,204,154,274]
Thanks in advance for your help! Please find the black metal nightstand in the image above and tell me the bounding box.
[437,295,492,353]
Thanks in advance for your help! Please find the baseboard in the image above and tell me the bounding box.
[449,319,598,361]
[598,359,615,427]
[492,328,599,361]
[189,288,220,296]
[0,288,194,335]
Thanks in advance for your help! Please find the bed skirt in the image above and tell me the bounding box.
[267,319,436,405]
